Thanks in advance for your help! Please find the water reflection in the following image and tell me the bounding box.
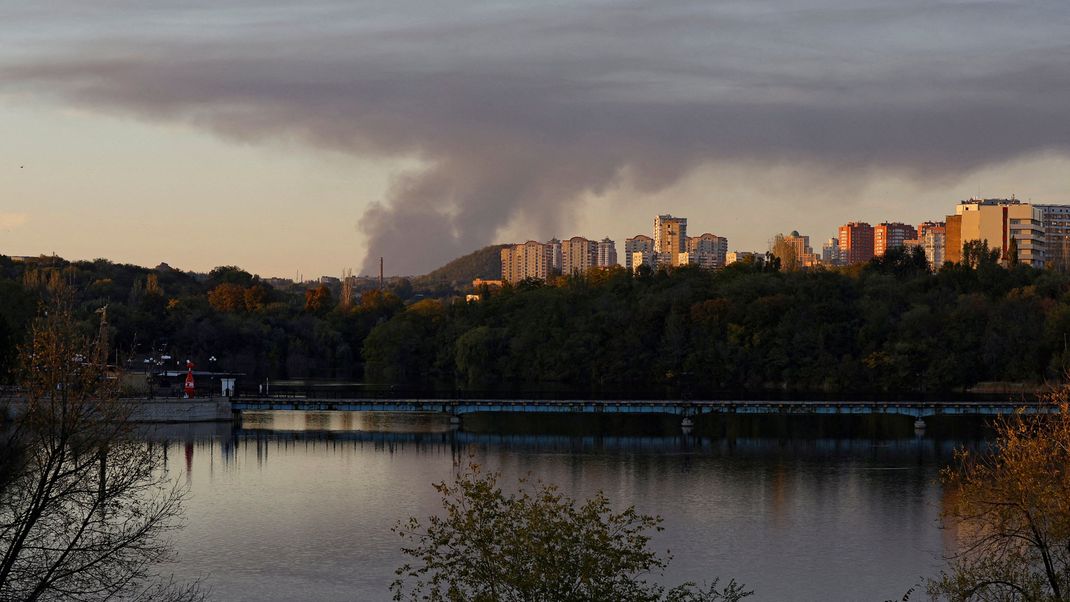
[151,412,985,602]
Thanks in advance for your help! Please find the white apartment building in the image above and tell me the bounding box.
[686,233,728,270]
[596,238,618,268]
[624,235,654,271]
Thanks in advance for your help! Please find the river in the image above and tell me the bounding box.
[156,411,986,601]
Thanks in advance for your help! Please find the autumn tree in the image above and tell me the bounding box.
[0,294,200,601]
[392,463,751,602]
[207,282,247,312]
[770,233,799,272]
[304,284,334,314]
[928,387,1070,601]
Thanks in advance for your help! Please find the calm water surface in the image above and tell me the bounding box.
[156,412,981,601]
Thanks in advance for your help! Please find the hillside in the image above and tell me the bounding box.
[412,244,507,289]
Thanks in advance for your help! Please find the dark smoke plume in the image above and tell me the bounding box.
[4,0,1070,273]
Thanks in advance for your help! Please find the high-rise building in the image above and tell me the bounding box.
[838,222,875,264]
[947,198,1045,267]
[624,235,654,271]
[907,221,946,269]
[917,221,944,240]
[546,238,563,274]
[945,214,963,264]
[561,236,598,275]
[921,228,946,268]
[686,233,728,270]
[874,222,918,257]
[1036,205,1070,270]
[653,215,687,264]
[821,238,841,266]
[501,241,552,283]
[596,238,618,268]
[773,230,817,268]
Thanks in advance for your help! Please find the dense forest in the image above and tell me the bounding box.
[2,245,1070,396]
[363,246,1070,395]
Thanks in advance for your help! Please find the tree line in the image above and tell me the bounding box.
[0,256,408,385]
[363,246,1070,395]
[3,245,1070,395]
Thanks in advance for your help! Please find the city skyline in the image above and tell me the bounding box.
[4,2,1070,277]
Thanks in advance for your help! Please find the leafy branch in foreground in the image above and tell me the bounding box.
[0,292,202,601]
[927,385,1070,602]
[391,462,750,602]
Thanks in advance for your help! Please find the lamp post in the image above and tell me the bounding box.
[209,355,217,399]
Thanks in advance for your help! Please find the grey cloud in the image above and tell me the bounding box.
[3,0,1070,273]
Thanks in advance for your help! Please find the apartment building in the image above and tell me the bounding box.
[624,235,654,271]
[653,215,687,266]
[596,237,618,268]
[946,198,1045,268]
[501,240,552,283]
[561,236,599,275]
[874,222,918,257]
[838,222,875,264]
[1036,204,1070,270]
[686,233,728,270]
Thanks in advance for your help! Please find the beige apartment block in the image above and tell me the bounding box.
[949,199,1045,267]
[653,215,688,259]
[561,236,598,275]
[630,250,656,272]
[501,240,552,283]
[686,233,729,269]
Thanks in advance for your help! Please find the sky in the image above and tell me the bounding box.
[2,0,1070,277]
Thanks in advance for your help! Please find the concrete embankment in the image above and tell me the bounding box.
[2,397,234,423]
[127,397,234,422]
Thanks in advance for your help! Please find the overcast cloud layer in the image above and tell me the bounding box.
[3,1,1070,274]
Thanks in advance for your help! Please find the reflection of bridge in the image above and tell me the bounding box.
[230,397,1053,426]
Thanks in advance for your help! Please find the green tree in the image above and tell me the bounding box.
[392,463,751,602]
[962,240,1001,269]
[1007,237,1020,267]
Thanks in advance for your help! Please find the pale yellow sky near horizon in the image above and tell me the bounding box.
[5,96,1070,278]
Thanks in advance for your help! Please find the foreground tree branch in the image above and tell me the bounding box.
[928,385,1070,602]
[0,293,202,601]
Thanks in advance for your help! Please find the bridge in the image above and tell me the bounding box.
[229,397,1056,428]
